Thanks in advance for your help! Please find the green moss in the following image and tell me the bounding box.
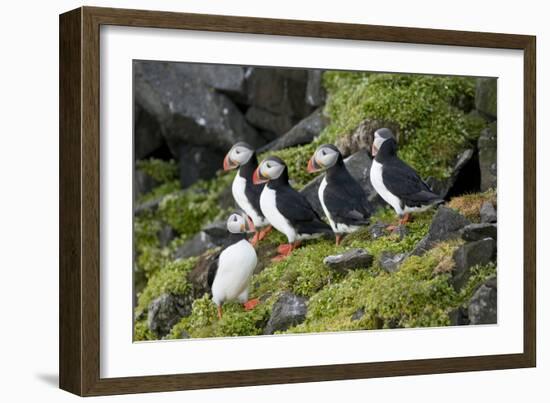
[158,173,235,237]
[320,72,485,180]
[135,257,198,315]
[251,240,345,299]
[457,262,497,306]
[136,158,178,183]
[287,240,462,334]
[134,319,155,341]
[167,294,272,339]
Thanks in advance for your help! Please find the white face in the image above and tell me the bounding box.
[228,144,254,166]
[372,131,390,157]
[313,146,339,170]
[226,212,247,234]
[258,159,285,180]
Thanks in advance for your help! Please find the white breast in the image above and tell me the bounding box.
[260,186,296,243]
[318,177,337,232]
[232,172,268,227]
[370,160,403,216]
[211,239,257,306]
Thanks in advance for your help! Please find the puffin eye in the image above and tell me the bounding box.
[266,163,271,169]
[233,216,238,221]
[321,149,326,156]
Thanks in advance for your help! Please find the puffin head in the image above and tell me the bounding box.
[252,156,286,184]
[226,211,254,234]
[223,142,255,171]
[372,128,397,158]
[307,144,341,173]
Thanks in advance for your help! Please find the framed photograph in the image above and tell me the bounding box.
[59,6,536,396]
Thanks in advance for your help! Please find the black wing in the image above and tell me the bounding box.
[324,171,372,226]
[244,180,265,217]
[382,158,442,207]
[276,186,331,233]
[206,251,221,290]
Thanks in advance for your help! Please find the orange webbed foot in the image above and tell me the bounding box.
[243,298,260,311]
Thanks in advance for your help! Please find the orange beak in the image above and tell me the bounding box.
[246,215,256,232]
[223,153,237,171]
[371,143,379,157]
[307,156,320,173]
[252,166,267,184]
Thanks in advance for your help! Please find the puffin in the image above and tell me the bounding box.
[370,128,444,228]
[208,212,259,319]
[253,156,332,261]
[307,144,373,245]
[223,142,271,246]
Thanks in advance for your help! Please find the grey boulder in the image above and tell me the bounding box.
[478,123,497,192]
[324,248,374,272]
[480,201,497,223]
[468,277,497,325]
[379,251,407,273]
[411,207,471,256]
[452,238,496,291]
[475,78,497,120]
[264,292,308,334]
[460,223,497,242]
[147,293,193,337]
[260,108,328,152]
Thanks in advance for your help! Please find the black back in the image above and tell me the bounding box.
[238,153,265,219]
[323,155,373,225]
[268,165,332,235]
[376,139,442,207]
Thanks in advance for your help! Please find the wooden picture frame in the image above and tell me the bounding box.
[59,6,536,396]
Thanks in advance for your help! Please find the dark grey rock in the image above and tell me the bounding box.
[177,144,225,188]
[173,231,217,260]
[134,196,164,215]
[475,78,497,120]
[478,123,497,191]
[264,292,307,334]
[411,207,471,255]
[452,238,496,290]
[428,149,480,199]
[468,277,497,325]
[449,307,469,326]
[246,67,311,119]
[172,63,248,101]
[134,103,165,160]
[261,108,329,152]
[379,251,407,273]
[147,293,193,337]
[351,308,365,321]
[300,149,385,216]
[480,201,497,224]
[158,224,176,248]
[245,106,298,136]
[368,222,388,239]
[461,223,497,242]
[202,220,229,240]
[323,248,374,272]
[305,70,326,107]
[335,119,400,158]
[134,61,262,158]
[134,169,159,200]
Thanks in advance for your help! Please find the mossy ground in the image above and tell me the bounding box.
[133,71,495,341]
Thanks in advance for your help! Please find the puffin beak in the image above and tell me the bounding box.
[246,216,255,232]
[371,143,378,157]
[252,166,268,184]
[223,153,237,171]
[307,156,321,173]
